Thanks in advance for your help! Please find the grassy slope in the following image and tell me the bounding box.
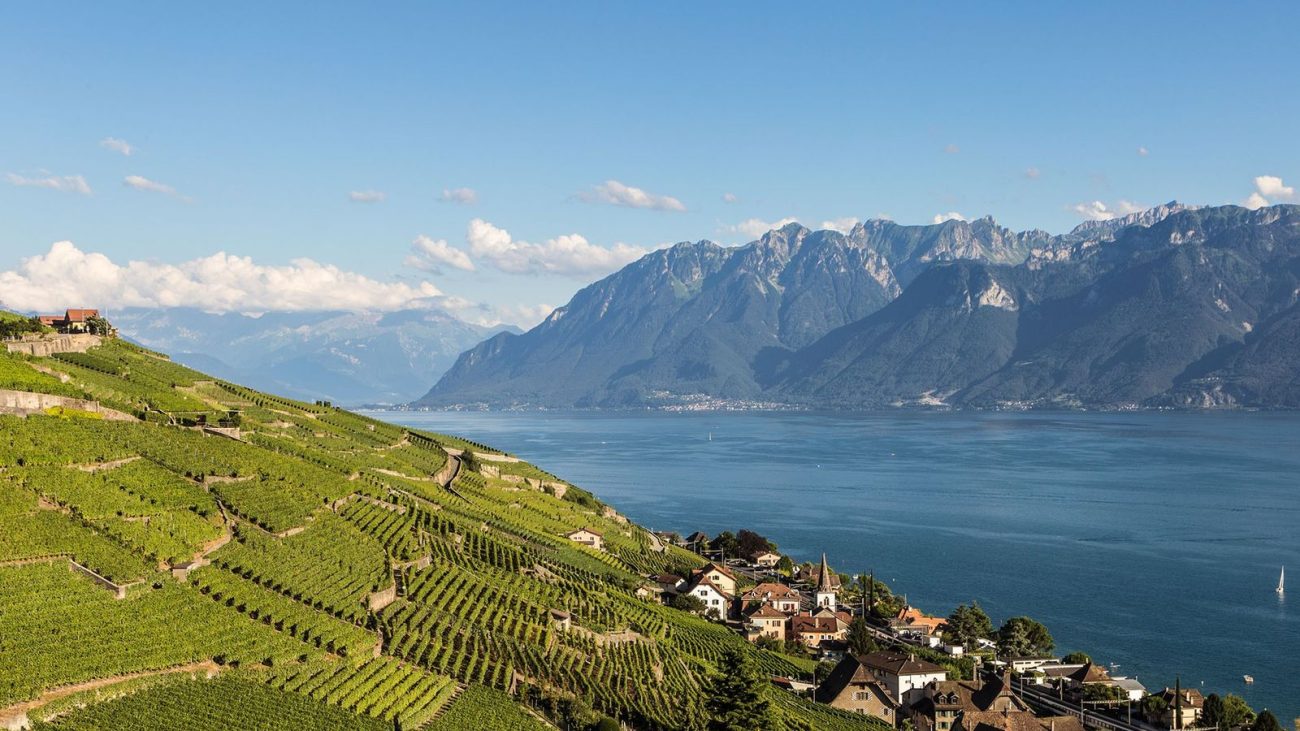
[0,334,875,731]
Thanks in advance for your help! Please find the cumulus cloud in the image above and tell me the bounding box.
[932,211,967,224]
[348,190,386,203]
[1137,146,1150,157]
[100,137,134,156]
[819,217,860,234]
[405,235,475,273]
[440,187,479,205]
[579,180,685,212]
[1244,175,1296,209]
[5,172,92,195]
[1070,199,1145,221]
[0,241,446,314]
[466,218,647,276]
[1024,167,1041,180]
[722,192,739,204]
[943,143,960,154]
[124,175,188,200]
[727,217,799,239]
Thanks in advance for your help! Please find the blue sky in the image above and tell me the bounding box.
[2,2,1297,325]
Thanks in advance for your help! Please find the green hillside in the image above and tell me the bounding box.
[0,332,873,730]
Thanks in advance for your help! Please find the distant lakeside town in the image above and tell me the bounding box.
[591,526,1288,731]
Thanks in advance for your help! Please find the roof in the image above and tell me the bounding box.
[685,531,709,542]
[860,650,947,677]
[959,709,1063,731]
[814,655,901,707]
[1068,663,1112,684]
[688,575,732,598]
[1155,687,1204,709]
[917,673,1026,715]
[896,604,947,632]
[791,613,846,635]
[64,309,99,322]
[566,527,603,538]
[550,609,571,620]
[653,573,684,585]
[696,562,737,580]
[741,582,800,600]
[746,604,786,620]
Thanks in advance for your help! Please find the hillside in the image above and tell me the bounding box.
[107,307,517,406]
[420,203,1300,410]
[0,330,879,730]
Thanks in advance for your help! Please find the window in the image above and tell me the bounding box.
[853,692,871,701]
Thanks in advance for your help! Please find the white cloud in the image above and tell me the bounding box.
[1137,146,1150,157]
[440,187,479,205]
[0,241,446,314]
[943,143,960,154]
[727,217,799,239]
[348,190,386,203]
[819,217,860,234]
[722,192,739,204]
[100,137,134,156]
[932,211,967,224]
[1243,192,1271,210]
[124,175,188,200]
[405,235,475,273]
[5,172,92,195]
[579,180,685,212]
[466,218,647,276]
[1024,167,1041,180]
[1254,175,1294,200]
[1070,199,1145,221]
[1243,175,1295,210]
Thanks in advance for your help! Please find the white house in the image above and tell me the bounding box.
[565,528,604,551]
[691,562,738,596]
[859,651,949,705]
[685,576,731,619]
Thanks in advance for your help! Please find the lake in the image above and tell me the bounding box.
[364,409,1300,719]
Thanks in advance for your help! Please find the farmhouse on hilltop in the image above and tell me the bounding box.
[37,308,109,334]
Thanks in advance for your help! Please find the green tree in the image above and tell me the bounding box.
[943,602,993,648]
[1061,651,1091,665]
[1220,694,1257,729]
[1251,711,1282,731]
[736,529,775,558]
[595,718,621,731]
[1203,694,1226,730]
[1083,684,1127,702]
[846,617,878,656]
[711,531,740,559]
[705,647,780,731]
[670,593,706,614]
[1140,695,1169,722]
[996,616,1054,657]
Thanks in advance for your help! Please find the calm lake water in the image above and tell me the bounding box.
[364,410,1300,718]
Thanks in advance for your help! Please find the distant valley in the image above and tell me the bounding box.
[420,203,1300,410]
[111,307,516,405]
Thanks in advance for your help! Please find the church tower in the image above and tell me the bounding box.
[814,552,836,611]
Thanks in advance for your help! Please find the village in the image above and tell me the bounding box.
[563,527,1263,731]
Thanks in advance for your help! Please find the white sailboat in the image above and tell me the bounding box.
[1277,566,1285,596]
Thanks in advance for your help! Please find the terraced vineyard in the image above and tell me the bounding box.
[0,333,876,730]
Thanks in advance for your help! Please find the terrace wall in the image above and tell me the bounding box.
[0,389,136,421]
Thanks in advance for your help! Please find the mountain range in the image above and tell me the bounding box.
[419,203,1300,410]
[110,307,516,405]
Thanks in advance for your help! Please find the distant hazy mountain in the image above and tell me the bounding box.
[421,203,1300,410]
[112,307,517,405]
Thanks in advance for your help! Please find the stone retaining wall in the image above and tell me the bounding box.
[4,334,101,357]
[0,390,135,421]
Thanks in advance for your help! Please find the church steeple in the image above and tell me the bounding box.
[815,552,836,610]
[817,553,833,592]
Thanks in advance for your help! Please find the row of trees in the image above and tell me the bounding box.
[942,601,1055,657]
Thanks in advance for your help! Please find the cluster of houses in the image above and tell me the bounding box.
[35,308,108,334]
[635,534,1208,731]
